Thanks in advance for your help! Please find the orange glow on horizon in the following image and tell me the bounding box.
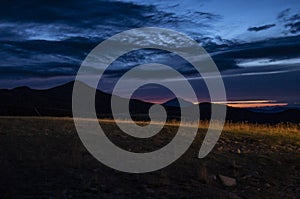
[211,100,288,108]
[226,103,288,108]
[214,100,276,104]
[140,98,288,108]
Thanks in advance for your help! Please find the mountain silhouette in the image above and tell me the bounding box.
[0,81,299,123]
[162,98,194,107]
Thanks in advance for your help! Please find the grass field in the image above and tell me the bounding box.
[0,117,299,198]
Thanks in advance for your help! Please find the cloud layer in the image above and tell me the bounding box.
[0,0,299,105]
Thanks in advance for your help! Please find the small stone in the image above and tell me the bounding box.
[145,188,155,193]
[237,149,241,154]
[241,174,252,180]
[218,175,237,187]
[212,175,217,181]
[88,187,98,193]
[217,146,223,151]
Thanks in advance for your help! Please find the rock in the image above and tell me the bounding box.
[217,146,223,151]
[218,175,237,187]
[241,174,252,180]
[237,149,241,154]
[212,175,217,181]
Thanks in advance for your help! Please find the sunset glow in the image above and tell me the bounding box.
[213,100,288,108]
[225,103,288,108]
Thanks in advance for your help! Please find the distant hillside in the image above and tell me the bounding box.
[162,98,194,107]
[0,81,299,123]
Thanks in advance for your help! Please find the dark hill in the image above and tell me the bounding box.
[0,81,299,123]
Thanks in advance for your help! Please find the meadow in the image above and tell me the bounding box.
[0,116,299,198]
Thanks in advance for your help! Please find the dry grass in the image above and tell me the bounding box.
[1,116,299,136]
[100,118,300,138]
[198,120,300,135]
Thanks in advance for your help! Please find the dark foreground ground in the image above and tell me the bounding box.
[0,117,299,198]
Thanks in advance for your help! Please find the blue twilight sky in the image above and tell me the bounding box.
[0,0,299,105]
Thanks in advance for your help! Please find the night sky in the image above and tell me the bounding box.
[1,0,300,107]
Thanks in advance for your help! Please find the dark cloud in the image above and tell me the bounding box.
[0,0,219,41]
[0,0,223,81]
[247,24,276,32]
[0,0,299,102]
[277,9,300,34]
[284,14,300,33]
[103,34,300,80]
[1,33,300,81]
[212,35,300,61]
[277,8,291,19]
[0,0,163,44]
[193,11,221,20]
[0,0,155,27]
